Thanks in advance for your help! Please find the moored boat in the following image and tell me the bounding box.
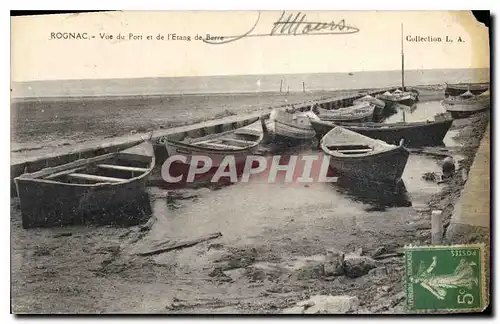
[15,141,155,228]
[315,102,375,122]
[443,90,490,118]
[320,126,409,183]
[353,94,386,109]
[311,118,452,147]
[376,89,418,107]
[445,82,489,97]
[269,109,317,144]
[376,24,419,108]
[342,119,452,147]
[163,119,264,167]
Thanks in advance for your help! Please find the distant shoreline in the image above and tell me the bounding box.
[9,82,488,102]
[10,67,490,100]
[10,89,338,102]
[11,67,489,84]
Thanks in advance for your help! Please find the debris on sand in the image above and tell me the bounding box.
[369,291,406,313]
[295,262,325,280]
[422,172,439,182]
[137,232,223,256]
[441,156,456,176]
[53,232,73,238]
[342,254,378,278]
[371,246,387,258]
[165,297,241,311]
[283,295,360,314]
[208,268,234,283]
[324,249,345,277]
[33,246,53,257]
[214,247,259,271]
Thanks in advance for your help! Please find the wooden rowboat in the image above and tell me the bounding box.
[269,109,316,144]
[443,90,490,118]
[320,127,409,183]
[163,119,264,167]
[315,102,375,122]
[15,141,155,228]
[310,118,453,147]
[445,82,489,97]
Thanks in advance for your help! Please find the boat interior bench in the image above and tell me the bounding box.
[97,164,149,173]
[45,167,86,179]
[335,148,373,154]
[39,158,151,184]
[196,142,246,150]
[327,144,375,154]
[67,173,125,183]
[193,138,254,147]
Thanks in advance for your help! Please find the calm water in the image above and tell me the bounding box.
[11,68,489,98]
[144,99,463,245]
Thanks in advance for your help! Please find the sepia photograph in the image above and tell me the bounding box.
[9,9,491,314]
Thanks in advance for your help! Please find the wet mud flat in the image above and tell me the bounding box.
[11,99,490,314]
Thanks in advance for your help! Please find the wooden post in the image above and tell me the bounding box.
[302,82,306,93]
[324,249,345,276]
[280,79,283,93]
[431,210,443,244]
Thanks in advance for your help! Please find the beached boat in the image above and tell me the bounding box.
[445,82,489,97]
[320,127,409,183]
[269,109,317,144]
[164,119,264,167]
[311,118,452,147]
[443,90,490,118]
[315,102,375,122]
[15,141,155,228]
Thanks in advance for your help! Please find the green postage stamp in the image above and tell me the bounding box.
[404,244,487,312]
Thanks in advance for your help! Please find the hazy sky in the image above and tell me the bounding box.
[11,11,489,82]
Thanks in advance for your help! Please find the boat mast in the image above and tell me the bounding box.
[401,23,405,91]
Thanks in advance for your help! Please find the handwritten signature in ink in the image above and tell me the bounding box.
[203,11,360,45]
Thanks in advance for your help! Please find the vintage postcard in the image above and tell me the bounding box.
[10,10,490,314]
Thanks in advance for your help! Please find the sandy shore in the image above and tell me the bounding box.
[10,89,490,314]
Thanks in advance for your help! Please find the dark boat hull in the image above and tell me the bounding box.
[445,83,489,97]
[310,119,337,139]
[396,98,416,107]
[15,176,151,228]
[343,120,453,147]
[271,133,313,147]
[325,145,410,183]
[311,119,452,147]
